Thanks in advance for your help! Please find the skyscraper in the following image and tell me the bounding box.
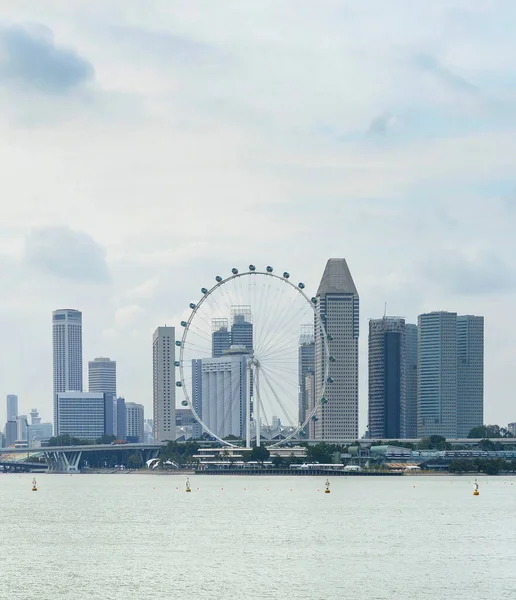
[126,402,145,443]
[418,312,458,438]
[212,319,231,357]
[152,326,175,442]
[6,394,18,422]
[298,325,315,426]
[405,323,418,438]
[368,317,405,439]
[418,311,484,439]
[457,315,484,438]
[313,258,359,439]
[53,309,83,431]
[193,348,249,439]
[115,397,126,441]
[368,318,418,439]
[88,357,117,396]
[231,306,253,353]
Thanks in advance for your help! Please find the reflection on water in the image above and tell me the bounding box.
[1,474,515,600]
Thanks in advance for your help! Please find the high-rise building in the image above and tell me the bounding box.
[313,259,359,439]
[298,325,315,426]
[53,309,83,431]
[367,318,418,439]
[418,311,484,439]
[231,307,253,353]
[5,421,17,447]
[152,326,175,442]
[115,397,126,441]
[88,357,117,396]
[418,312,458,438]
[55,392,113,440]
[30,409,41,425]
[16,415,28,442]
[192,347,249,440]
[405,324,418,438]
[457,315,484,438]
[6,394,18,422]
[125,402,144,443]
[368,317,405,439]
[212,319,231,357]
[508,422,516,437]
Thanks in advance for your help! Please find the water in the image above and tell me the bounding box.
[1,473,515,599]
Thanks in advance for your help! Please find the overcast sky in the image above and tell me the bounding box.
[1,1,515,431]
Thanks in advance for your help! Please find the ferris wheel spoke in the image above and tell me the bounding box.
[259,367,296,427]
[255,287,299,356]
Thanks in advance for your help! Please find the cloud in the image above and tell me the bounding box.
[0,23,94,93]
[24,226,110,284]
[421,251,515,295]
[414,53,478,95]
[367,111,396,136]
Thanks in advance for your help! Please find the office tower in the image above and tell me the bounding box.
[191,358,203,439]
[212,319,231,357]
[405,324,418,438]
[16,415,28,442]
[5,421,17,447]
[457,315,484,438]
[368,317,405,439]
[6,394,18,422]
[298,325,315,426]
[115,397,126,441]
[231,306,253,353]
[88,357,117,396]
[125,402,145,442]
[55,392,113,440]
[418,312,458,438]
[30,408,41,425]
[508,422,516,437]
[152,326,175,442]
[192,348,249,439]
[53,309,83,431]
[367,318,418,439]
[313,258,359,439]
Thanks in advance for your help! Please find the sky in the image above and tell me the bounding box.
[1,1,515,431]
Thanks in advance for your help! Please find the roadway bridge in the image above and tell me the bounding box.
[0,461,48,473]
[0,443,163,473]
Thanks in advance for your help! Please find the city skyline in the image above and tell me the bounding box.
[0,4,515,432]
[0,268,505,440]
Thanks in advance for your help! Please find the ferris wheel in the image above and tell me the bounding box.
[175,266,331,448]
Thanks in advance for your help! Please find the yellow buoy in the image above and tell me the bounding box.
[324,479,331,494]
[32,478,38,492]
[473,479,479,496]
[185,478,191,493]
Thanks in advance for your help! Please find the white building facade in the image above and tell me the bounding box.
[153,327,175,442]
[126,402,145,443]
[192,350,249,440]
[53,309,83,431]
[313,259,359,439]
[88,357,117,396]
[55,392,112,440]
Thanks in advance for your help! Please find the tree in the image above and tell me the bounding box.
[247,445,270,464]
[272,455,284,468]
[469,425,513,439]
[418,436,450,451]
[306,443,334,464]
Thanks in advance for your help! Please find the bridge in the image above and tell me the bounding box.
[0,460,48,473]
[0,443,163,473]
